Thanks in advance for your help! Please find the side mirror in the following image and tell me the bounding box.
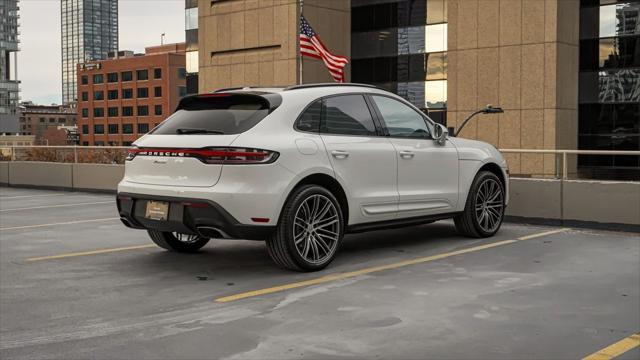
[433,123,448,146]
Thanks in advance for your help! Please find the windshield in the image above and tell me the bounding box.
[151,95,270,135]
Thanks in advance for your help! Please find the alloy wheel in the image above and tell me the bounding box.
[474,178,504,233]
[292,194,340,265]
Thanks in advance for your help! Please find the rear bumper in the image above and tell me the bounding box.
[116,192,275,240]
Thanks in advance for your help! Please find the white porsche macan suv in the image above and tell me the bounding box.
[117,83,509,271]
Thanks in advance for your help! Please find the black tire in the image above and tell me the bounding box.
[147,230,210,253]
[454,171,505,238]
[266,184,345,272]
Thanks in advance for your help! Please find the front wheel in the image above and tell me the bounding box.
[147,230,210,253]
[266,185,344,272]
[454,171,505,238]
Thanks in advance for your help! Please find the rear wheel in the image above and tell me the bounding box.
[266,185,344,272]
[147,230,210,253]
[454,171,505,238]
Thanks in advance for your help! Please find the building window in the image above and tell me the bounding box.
[137,87,149,98]
[154,68,162,79]
[81,75,88,85]
[94,124,105,134]
[137,69,149,81]
[185,6,198,30]
[154,104,163,116]
[122,88,133,99]
[82,124,89,134]
[154,86,162,97]
[94,90,104,100]
[108,124,119,134]
[108,90,118,100]
[58,118,66,123]
[123,141,133,146]
[578,0,640,180]
[93,74,104,84]
[137,105,149,116]
[49,117,56,123]
[179,86,187,97]
[107,72,118,83]
[94,108,105,117]
[138,123,150,134]
[186,51,199,73]
[108,107,119,117]
[81,92,89,101]
[81,109,88,118]
[122,106,134,116]
[178,68,187,79]
[95,141,105,146]
[123,123,133,134]
[122,71,133,82]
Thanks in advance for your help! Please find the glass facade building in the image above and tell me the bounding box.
[61,0,118,104]
[579,0,640,180]
[0,0,20,133]
[185,0,198,95]
[351,0,448,124]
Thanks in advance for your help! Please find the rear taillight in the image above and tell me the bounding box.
[125,147,138,161]
[126,147,278,165]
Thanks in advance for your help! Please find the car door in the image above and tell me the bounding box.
[319,94,398,224]
[369,94,459,217]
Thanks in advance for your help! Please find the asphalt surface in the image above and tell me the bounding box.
[0,186,638,360]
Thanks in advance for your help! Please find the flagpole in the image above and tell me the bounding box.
[298,0,304,85]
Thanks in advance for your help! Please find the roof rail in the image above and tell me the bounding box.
[284,83,381,91]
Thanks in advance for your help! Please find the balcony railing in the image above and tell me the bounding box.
[1,146,638,181]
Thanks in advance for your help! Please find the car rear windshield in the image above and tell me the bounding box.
[151,94,270,135]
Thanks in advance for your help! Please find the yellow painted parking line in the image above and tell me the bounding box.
[26,244,156,262]
[583,333,640,360]
[215,228,570,303]
[0,201,114,212]
[0,217,119,231]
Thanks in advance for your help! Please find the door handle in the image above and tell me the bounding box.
[399,150,415,159]
[331,150,349,159]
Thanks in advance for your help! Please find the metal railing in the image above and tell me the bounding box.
[1,146,638,181]
[0,146,129,164]
[499,149,640,181]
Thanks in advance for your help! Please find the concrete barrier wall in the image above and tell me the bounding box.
[0,162,8,184]
[72,164,124,191]
[507,178,562,220]
[1,161,638,228]
[563,180,640,226]
[7,162,73,188]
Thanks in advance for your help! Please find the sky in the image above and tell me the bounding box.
[19,0,185,105]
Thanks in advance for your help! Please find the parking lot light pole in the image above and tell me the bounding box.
[450,105,504,137]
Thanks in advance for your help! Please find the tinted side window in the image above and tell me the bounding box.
[322,95,377,136]
[372,95,430,138]
[296,100,322,132]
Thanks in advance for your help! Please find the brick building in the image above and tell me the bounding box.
[77,43,187,146]
[18,102,77,143]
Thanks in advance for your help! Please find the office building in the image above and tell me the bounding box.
[197,0,639,180]
[61,0,118,104]
[18,102,77,142]
[76,43,187,146]
[186,0,199,94]
[0,0,20,134]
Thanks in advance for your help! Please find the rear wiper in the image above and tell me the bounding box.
[176,128,225,135]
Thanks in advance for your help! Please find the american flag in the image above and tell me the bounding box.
[299,16,348,83]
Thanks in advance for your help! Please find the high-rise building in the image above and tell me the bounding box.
[76,43,187,146]
[61,0,118,105]
[197,0,639,181]
[0,0,20,134]
[185,0,198,95]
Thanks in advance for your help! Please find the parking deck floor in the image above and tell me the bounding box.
[0,186,638,359]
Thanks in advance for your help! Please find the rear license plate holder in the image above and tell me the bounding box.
[145,200,170,221]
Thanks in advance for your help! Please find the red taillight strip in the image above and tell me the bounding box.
[129,148,271,158]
